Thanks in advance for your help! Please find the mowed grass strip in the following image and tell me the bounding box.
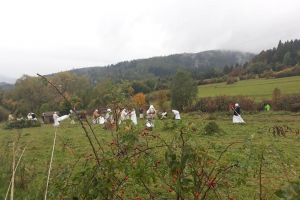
[197,76,300,101]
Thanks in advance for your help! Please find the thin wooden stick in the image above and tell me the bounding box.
[44,127,58,200]
[10,142,15,200]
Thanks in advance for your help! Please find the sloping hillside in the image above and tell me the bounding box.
[67,50,255,83]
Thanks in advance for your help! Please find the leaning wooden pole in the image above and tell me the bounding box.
[44,128,58,200]
[10,142,15,200]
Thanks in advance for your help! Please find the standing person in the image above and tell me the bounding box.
[130,109,137,125]
[69,110,75,124]
[93,109,99,124]
[119,108,128,124]
[232,103,245,123]
[8,113,14,121]
[42,113,45,123]
[139,107,144,119]
[172,110,181,120]
[105,109,113,123]
[103,108,113,129]
[53,112,60,127]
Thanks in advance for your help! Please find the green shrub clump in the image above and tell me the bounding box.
[3,119,42,129]
[202,121,226,135]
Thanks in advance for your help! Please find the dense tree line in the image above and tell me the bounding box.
[220,40,300,79]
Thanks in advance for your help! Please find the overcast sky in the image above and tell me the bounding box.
[1,0,299,80]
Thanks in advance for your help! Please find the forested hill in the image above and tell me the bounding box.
[67,50,255,83]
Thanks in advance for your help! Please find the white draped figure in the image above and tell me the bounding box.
[146,105,156,119]
[130,109,137,125]
[172,110,181,120]
[119,108,128,124]
[53,112,60,127]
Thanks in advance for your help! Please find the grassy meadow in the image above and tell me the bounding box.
[1,76,300,199]
[1,111,300,199]
[197,76,300,101]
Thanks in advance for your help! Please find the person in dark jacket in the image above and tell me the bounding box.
[139,107,144,119]
[232,103,244,123]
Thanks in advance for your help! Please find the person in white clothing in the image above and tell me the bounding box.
[119,108,128,124]
[130,109,137,125]
[146,105,156,119]
[53,112,60,127]
[172,110,181,120]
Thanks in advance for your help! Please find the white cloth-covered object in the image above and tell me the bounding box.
[92,118,98,124]
[233,115,245,123]
[57,115,70,121]
[99,116,105,124]
[146,120,154,127]
[172,110,181,120]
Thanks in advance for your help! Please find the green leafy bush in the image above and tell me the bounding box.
[3,119,41,129]
[202,121,226,135]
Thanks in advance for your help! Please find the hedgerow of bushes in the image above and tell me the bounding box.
[185,95,258,113]
[185,94,300,113]
[3,119,42,130]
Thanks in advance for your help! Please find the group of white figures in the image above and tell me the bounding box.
[91,105,181,129]
[27,112,37,120]
[51,103,243,128]
[92,108,138,125]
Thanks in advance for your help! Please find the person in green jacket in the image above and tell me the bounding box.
[265,104,270,111]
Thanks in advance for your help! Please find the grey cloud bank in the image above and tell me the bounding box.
[0,0,299,79]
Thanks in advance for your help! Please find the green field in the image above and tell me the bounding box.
[1,111,300,199]
[197,76,300,101]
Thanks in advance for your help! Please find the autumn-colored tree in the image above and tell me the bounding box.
[132,92,146,107]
